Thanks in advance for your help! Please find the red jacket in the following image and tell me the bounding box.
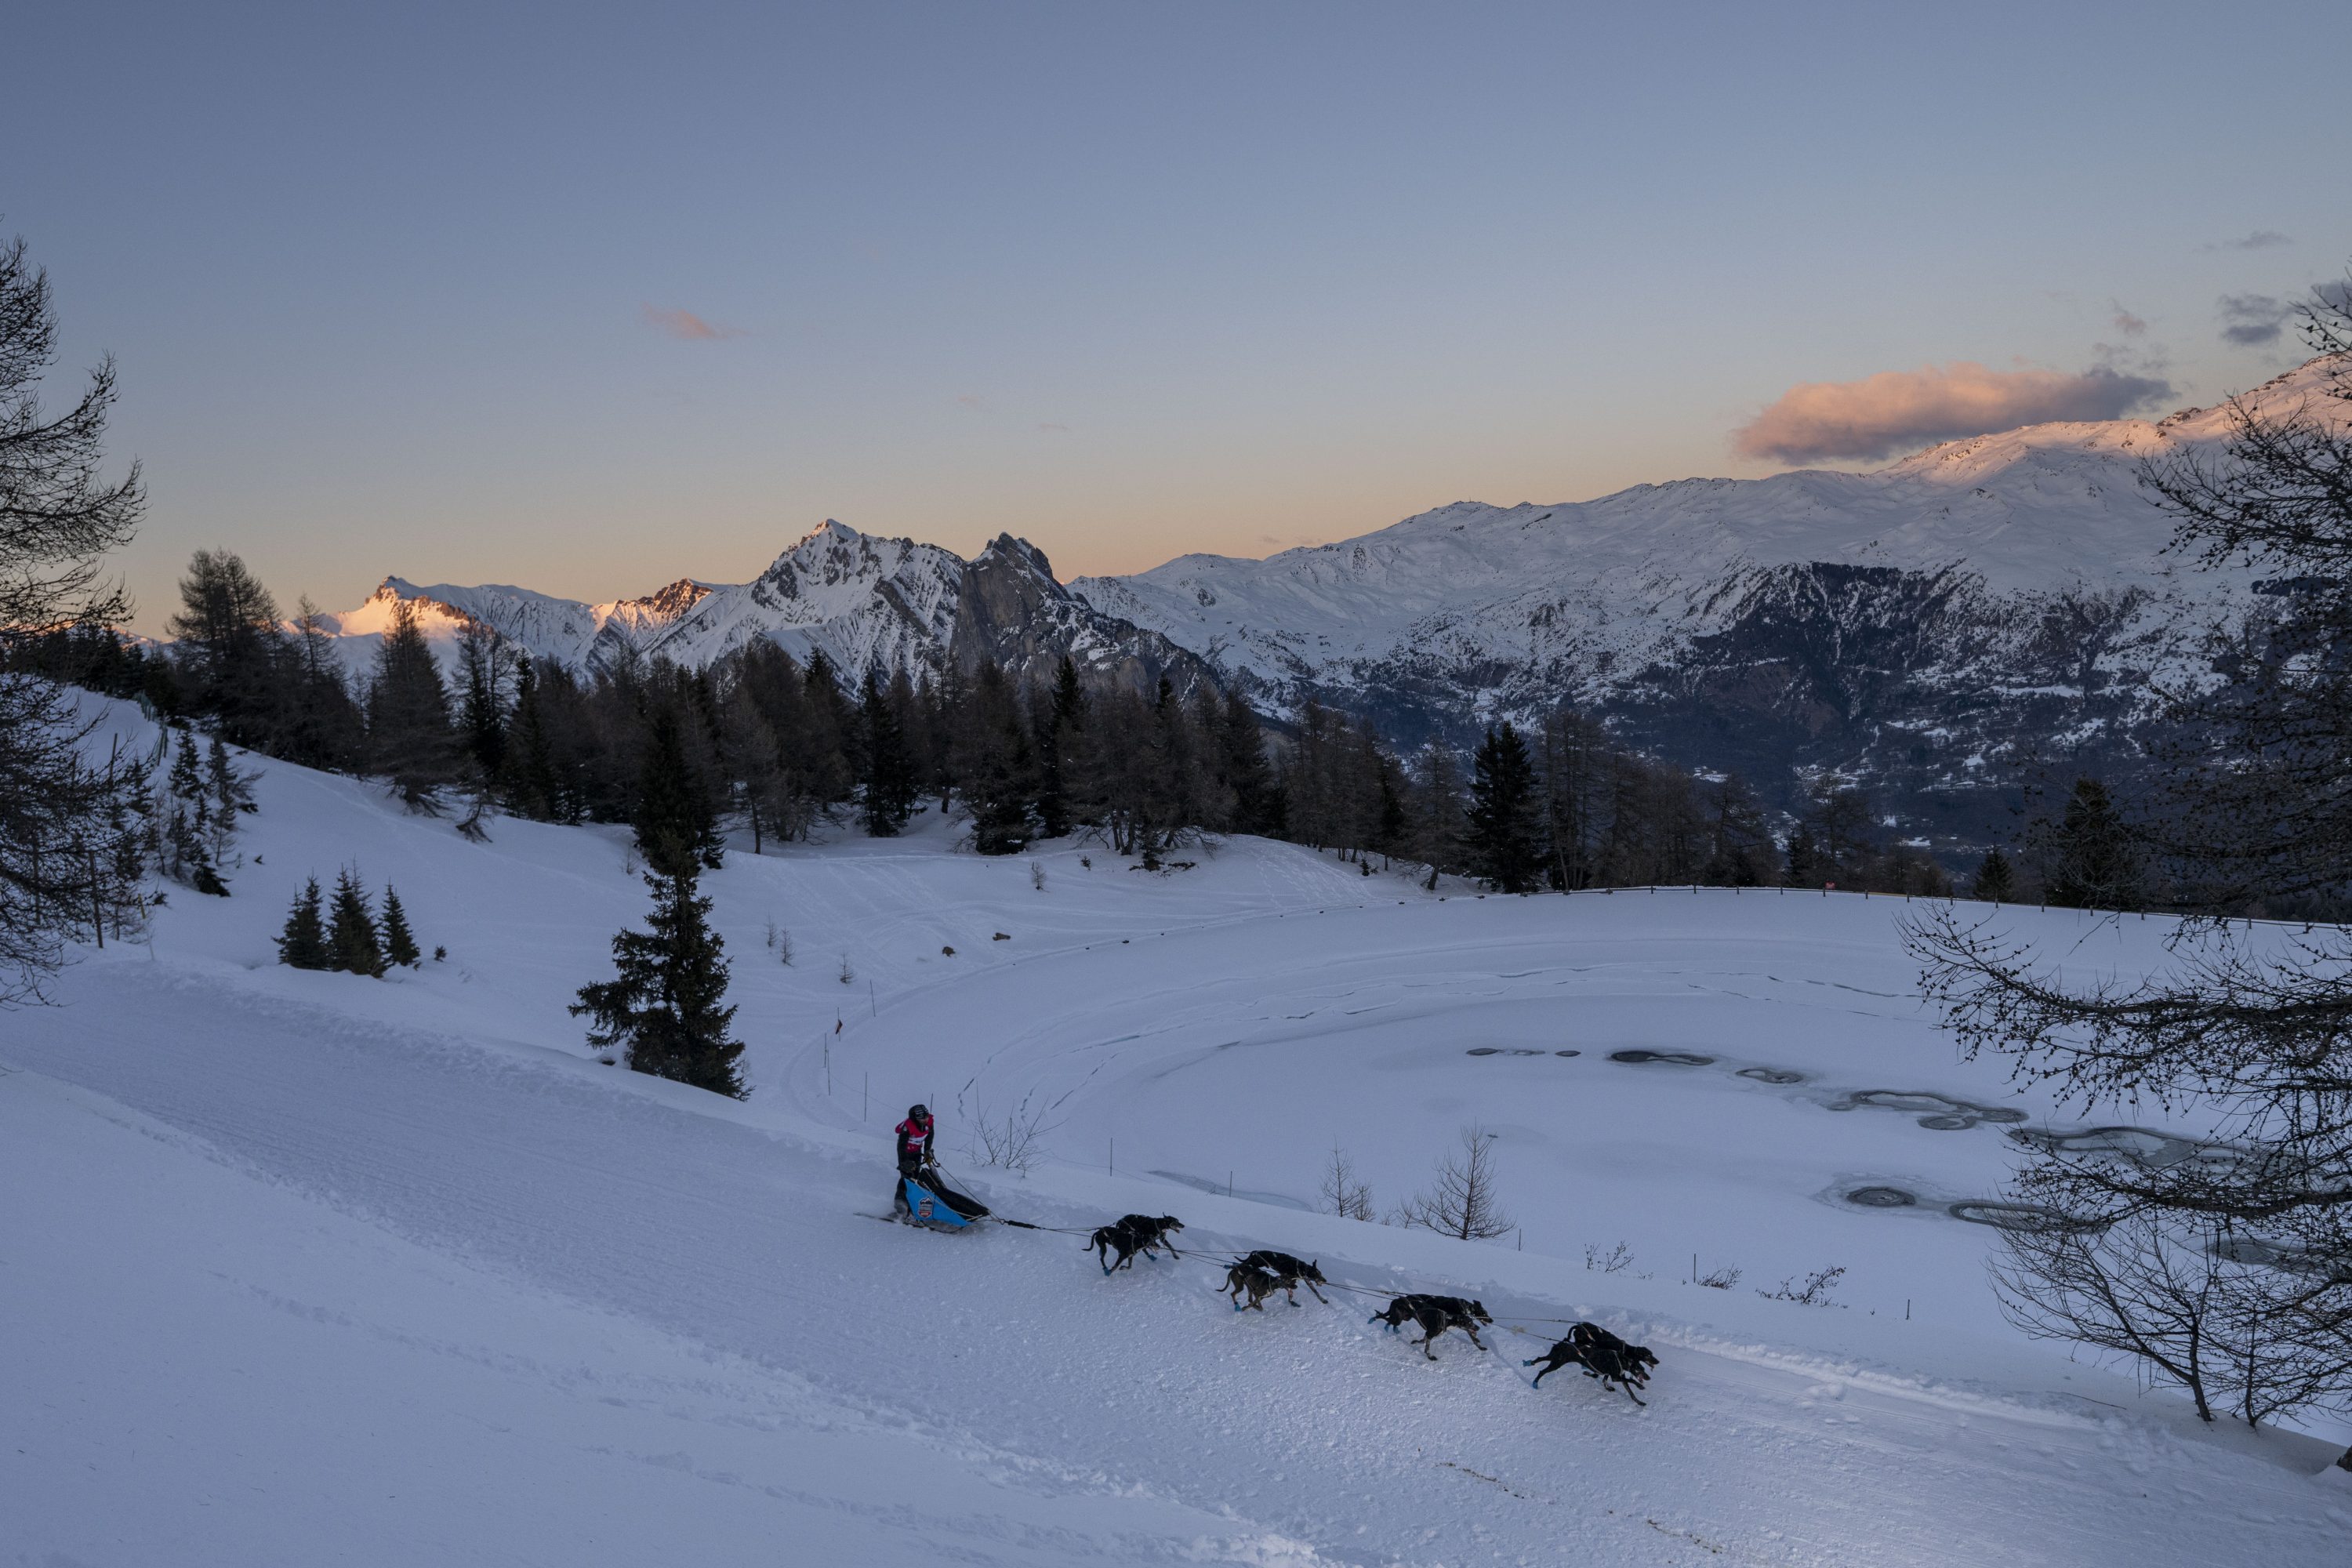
[896,1116,934,1166]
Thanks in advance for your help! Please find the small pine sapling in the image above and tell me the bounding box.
[276,877,330,970]
[328,867,387,977]
[379,885,421,967]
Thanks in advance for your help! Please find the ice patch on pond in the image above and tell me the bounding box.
[2008,1124,2238,1171]
[1828,1089,2027,1130]
[1843,1185,1918,1208]
[1945,1200,2100,1234]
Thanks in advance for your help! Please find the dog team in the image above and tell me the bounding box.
[1082,1211,1661,1404]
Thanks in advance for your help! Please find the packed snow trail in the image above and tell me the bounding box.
[7,701,2349,1563]
[9,953,2346,1565]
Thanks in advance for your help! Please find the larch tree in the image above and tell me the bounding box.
[1905,282,2352,1459]
[0,229,148,1003]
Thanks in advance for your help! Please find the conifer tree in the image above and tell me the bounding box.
[454,622,510,779]
[166,550,283,748]
[499,658,561,820]
[1218,689,1276,836]
[632,702,723,876]
[327,867,386,976]
[366,597,461,808]
[857,665,915,837]
[1462,723,1544,892]
[1971,846,2016,903]
[276,877,329,969]
[571,867,743,1097]
[1033,655,1086,839]
[162,730,227,895]
[2043,777,2142,909]
[379,884,420,967]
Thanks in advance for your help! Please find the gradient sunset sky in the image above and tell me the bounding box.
[9,1,2349,631]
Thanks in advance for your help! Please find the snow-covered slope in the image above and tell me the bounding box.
[4,699,2347,1564]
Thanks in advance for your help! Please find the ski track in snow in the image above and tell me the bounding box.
[5,699,2350,1565]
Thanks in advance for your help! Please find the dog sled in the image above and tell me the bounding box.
[895,1168,993,1231]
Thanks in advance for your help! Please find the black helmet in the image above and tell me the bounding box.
[909,1104,929,1120]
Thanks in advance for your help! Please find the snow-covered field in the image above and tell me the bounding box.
[6,699,2350,1566]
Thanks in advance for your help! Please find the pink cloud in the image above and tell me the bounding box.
[641,303,743,341]
[1734,362,2173,464]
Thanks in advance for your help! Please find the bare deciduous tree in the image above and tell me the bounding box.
[1392,1125,1513,1240]
[1319,1142,1374,1221]
[1906,284,2352,1457]
[967,1097,1058,1177]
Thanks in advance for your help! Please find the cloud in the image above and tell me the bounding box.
[641,303,742,341]
[1734,362,2175,464]
[2209,230,2293,252]
[956,394,986,411]
[2110,305,2148,336]
[1036,421,1069,433]
[2218,293,2289,346]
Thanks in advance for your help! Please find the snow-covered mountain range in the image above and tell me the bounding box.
[317,522,1216,699]
[321,358,2343,833]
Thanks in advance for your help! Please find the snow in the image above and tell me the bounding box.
[5,696,2350,1564]
[305,361,2348,702]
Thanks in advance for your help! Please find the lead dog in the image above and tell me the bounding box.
[1525,1321,1659,1404]
[1234,1250,1328,1305]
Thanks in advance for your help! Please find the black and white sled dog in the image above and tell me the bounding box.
[1087,1214,1185,1275]
[1232,1250,1328,1305]
[1371,1294,1492,1359]
[1525,1321,1660,1404]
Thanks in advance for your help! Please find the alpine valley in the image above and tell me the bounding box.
[318,358,2344,843]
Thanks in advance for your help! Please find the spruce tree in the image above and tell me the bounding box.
[1033,655,1086,839]
[2045,777,2142,909]
[570,868,743,1097]
[379,884,420,967]
[499,658,561,820]
[1462,723,1544,893]
[276,877,329,968]
[453,622,510,779]
[1971,847,2016,903]
[857,665,915,837]
[366,597,461,808]
[631,702,722,877]
[327,867,386,976]
[1218,690,1275,836]
[164,730,227,895]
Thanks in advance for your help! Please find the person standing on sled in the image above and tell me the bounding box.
[892,1105,936,1215]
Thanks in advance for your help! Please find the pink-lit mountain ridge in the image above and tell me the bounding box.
[324,358,2343,835]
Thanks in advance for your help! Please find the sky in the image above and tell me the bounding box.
[8,1,2350,633]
